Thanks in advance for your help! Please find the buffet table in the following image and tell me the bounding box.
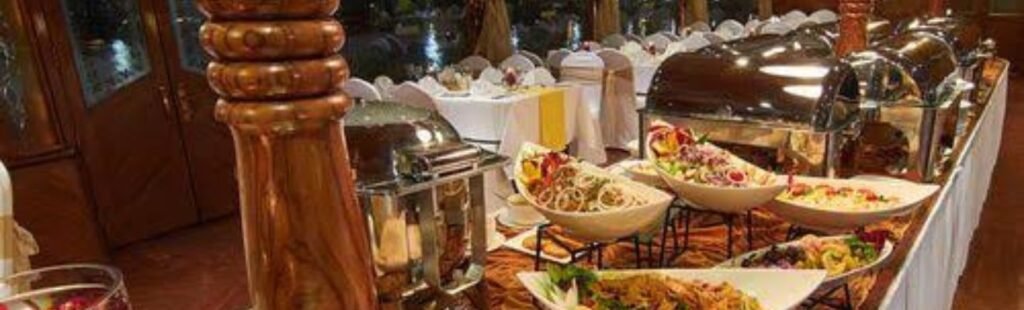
[434,85,607,164]
[482,60,1009,309]
[873,60,1009,310]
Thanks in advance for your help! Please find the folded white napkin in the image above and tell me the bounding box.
[479,67,504,85]
[417,76,447,96]
[470,80,505,97]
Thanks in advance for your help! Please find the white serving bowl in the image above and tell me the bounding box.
[513,143,673,242]
[766,175,940,232]
[608,159,665,187]
[717,235,895,289]
[518,268,827,310]
[653,145,787,214]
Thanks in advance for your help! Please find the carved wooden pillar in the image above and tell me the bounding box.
[195,1,378,309]
[691,0,710,24]
[837,0,873,57]
[757,0,773,20]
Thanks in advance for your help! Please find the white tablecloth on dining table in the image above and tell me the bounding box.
[433,85,607,165]
[879,64,1008,310]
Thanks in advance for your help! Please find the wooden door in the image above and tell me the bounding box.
[153,0,238,220]
[39,0,198,246]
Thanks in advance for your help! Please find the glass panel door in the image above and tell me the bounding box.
[59,0,152,108]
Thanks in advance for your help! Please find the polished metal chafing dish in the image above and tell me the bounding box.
[846,31,968,182]
[641,33,862,177]
[899,16,996,104]
[344,100,507,309]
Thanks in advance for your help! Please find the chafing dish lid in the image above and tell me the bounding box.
[899,16,982,63]
[867,31,959,105]
[344,100,467,187]
[801,18,896,48]
[646,33,861,131]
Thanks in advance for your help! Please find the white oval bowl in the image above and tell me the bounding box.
[514,143,673,242]
[716,235,895,289]
[766,175,940,231]
[518,268,827,310]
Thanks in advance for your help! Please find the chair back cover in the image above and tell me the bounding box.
[478,67,504,85]
[643,33,672,51]
[595,50,639,148]
[680,33,712,51]
[809,9,838,24]
[781,10,808,29]
[343,78,383,101]
[373,76,396,99]
[0,161,37,278]
[499,54,536,72]
[459,55,493,77]
[390,82,438,110]
[524,68,557,86]
[660,31,681,41]
[702,31,727,45]
[517,50,545,67]
[601,33,628,49]
[759,21,793,36]
[546,49,572,70]
[716,19,745,40]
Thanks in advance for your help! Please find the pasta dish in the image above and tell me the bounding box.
[519,151,647,212]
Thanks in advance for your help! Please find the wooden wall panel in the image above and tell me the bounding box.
[986,15,1024,74]
[11,158,108,266]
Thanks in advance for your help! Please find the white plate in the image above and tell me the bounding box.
[517,268,827,310]
[514,143,674,242]
[607,159,665,187]
[767,175,940,231]
[497,209,547,229]
[716,235,895,289]
[502,227,578,264]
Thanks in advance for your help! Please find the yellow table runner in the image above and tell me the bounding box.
[521,87,567,150]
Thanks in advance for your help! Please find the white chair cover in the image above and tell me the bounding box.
[560,52,605,71]
[417,76,447,96]
[702,32,727,45]
[0,161,37,278]
[459,55,493,76]
[679,33,712,51]
[595,50,640,148]
[478,67,504,85]
[662,42,686,57]
[343,78,383,101]
[517,50,545,67]
[546,49,572,70]
[745,18,762,35]
[601,34,629,49]
[809,9,838,24]
[759,21,793,36]
[643,33,672,51]
[715,19,745,40]
[390,82,438,110]
[499,54,536,72]
[373,76,396,99]
[781,10,808,29]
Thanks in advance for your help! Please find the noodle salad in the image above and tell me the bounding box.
[648,123,772,188]
[738,232,888,277]
[542,265,763,310]
[778,183,899,211]
[518,151,647,212]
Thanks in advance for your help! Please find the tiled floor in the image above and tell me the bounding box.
[113,79,1023,309]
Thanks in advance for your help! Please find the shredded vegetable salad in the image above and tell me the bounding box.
[519,151,647,212]
[778,183,899,211]
[738,232,888,277]
[648,123,773,188]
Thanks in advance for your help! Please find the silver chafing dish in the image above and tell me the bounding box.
[899,16,996,104]
[641,33,863,177]
[847,31,968,182]
[343,100,507,309]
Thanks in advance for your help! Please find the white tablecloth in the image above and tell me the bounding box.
[880,66,1008,310]
[433,86,607,165]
